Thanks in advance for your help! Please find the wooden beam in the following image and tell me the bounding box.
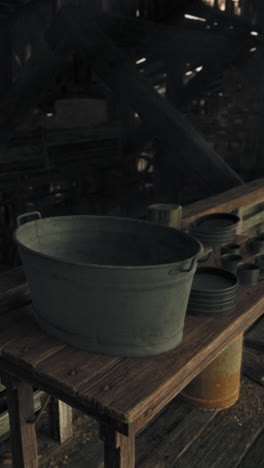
[3,377,38,468]
[0,389,43,444]
[243,349,264,386]
[100,424,135,468]
[48,398,73,444]
[182,178,264,228]
[98,14,237,55]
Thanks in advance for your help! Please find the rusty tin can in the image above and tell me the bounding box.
[180,335,243,410]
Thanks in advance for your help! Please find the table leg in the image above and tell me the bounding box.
[4,378,38,468]
[48,397,73,443]
[100,424,135,468]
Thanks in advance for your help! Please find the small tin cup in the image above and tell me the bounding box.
[237,262,260,286]
[221,243,241,255]
[255,254,264,274]
[246,234,264,254]
[220,254,243,273]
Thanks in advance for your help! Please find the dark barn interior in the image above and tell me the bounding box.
[0,1,264,467]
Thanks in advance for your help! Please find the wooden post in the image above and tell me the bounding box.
[147,204,182,229]
[4,378,38,468]
[100,424,135,468]
[48,398,73,444]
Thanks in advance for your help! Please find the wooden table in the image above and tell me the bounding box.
[0,253,263,468]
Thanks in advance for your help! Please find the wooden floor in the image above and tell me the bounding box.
[0,318,263,468]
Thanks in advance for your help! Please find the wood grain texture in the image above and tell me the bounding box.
[0,309,65,370]
[36,347,121,396]
[0,306,33,351]
[136,398,216,466]
[102,424,135,468]
[171,378,264,468]
[0,361,129,436]
[242,209,264,233]
[0,267,30,314]
[182,177,264,228]
[0,279,263,432]
[77,284,264,427]
[0,283,31,314]
[48,398,73,444]
[239,428,264,468]
[0,389,43,444]
[245,317,264,349]
[4,379,38,468]
[242,349,264,386]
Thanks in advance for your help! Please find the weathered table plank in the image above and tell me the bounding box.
[136,397,216,466]
[101,424,136,468]
[243,349,264,387]
[3,377,38,468]
[169,380,264,468]
[48,398,73,444]
[0,267,30,314]
[0,279,263,432]
[37,347,121,396]
[239,427,264,468]
[182,177,264,228]
[0,308,65,369]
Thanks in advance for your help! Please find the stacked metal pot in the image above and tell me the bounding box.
[189,213,240,247]
[187,266,239,316]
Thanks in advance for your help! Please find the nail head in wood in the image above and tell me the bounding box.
[102,384,110,391]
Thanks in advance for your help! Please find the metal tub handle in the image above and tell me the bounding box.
[168,249,212,276]
[17,211,42,227]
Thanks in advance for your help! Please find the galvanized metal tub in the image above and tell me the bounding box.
[15,214,203,357]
